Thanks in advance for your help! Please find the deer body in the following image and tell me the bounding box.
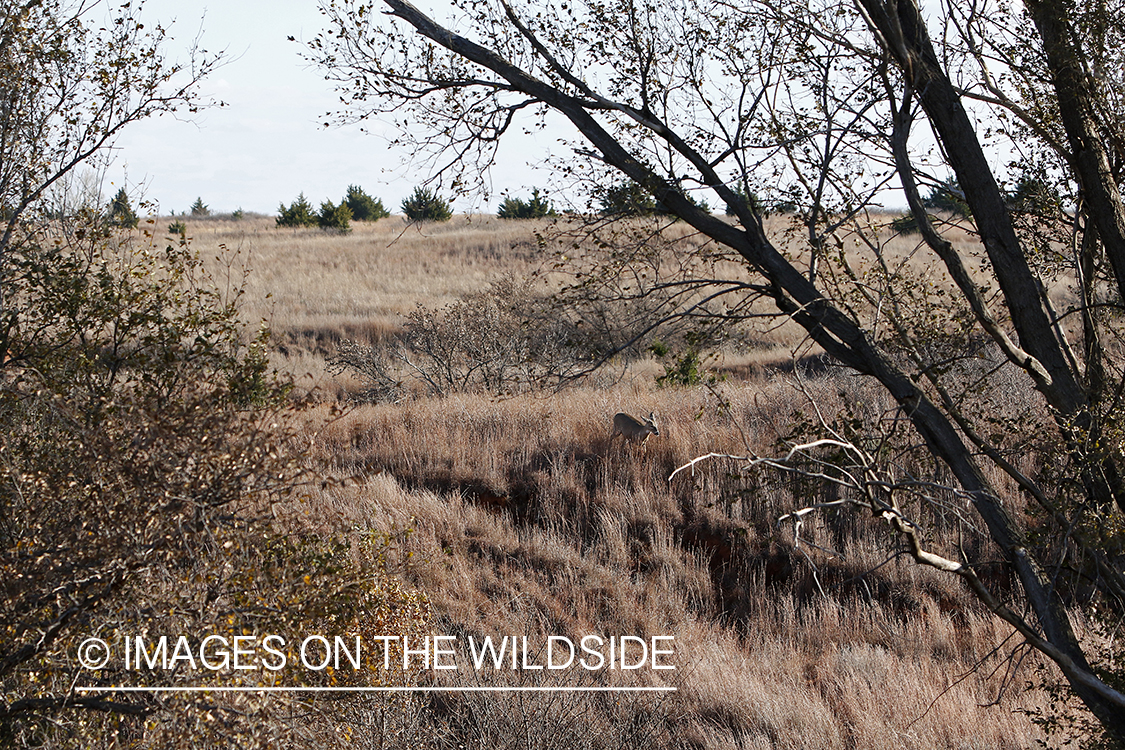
[612,412,659,443]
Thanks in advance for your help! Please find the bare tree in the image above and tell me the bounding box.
[309,0,1125,739]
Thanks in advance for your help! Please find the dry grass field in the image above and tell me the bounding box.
[171,212,1058,747]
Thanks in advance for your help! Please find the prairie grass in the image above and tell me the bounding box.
[159,214,554,389]
[284,374,1048,747]
[184,213,1055,746]
[178,214,548,326]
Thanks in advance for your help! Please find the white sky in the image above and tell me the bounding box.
[110,0,562,216]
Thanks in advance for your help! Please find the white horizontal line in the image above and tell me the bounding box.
[77,686,677,693]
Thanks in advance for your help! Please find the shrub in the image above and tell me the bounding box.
[277,192,317,227]
[168,219,187,235]
[0,214,430,744]
[318,198,353,232]
[232,207,244,220]
[344,184,390,221]
[401,186,453,222]
[1006,175,1063,215]
[328,276,592,398]
[190,196,209,216]
[652,334,719,387]
[725,187,778,216]
[107,187,138,229]
[497,189,556,219]
[892,180,972,234]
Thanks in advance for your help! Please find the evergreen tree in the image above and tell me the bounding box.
[276,193,317,227]
[344,184,390,221]
[497,188,557,219]
[318,199,353,232]
[108,187,138,228]
[401,186,452,222]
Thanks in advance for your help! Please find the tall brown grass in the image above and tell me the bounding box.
[183,213,1053,746]
[283,373,1048,747]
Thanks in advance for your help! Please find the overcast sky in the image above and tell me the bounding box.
[110,0,561,216]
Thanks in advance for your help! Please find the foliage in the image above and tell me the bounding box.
[497,189,557,219]
[276,193,317,228]
[318,198,353,232]
[656,348,705,387]
[1006,174,1065,216]
[722,188,797,217]
[0,216,430,746]
[107,188,138,229]
[890,213,921,235]
[344,184,390,221]
[600,180,708,218]
[724,187,762,217]
[168,219,187,236]
[232,207,244,220]
[650,332,721,388]
[189,197,209,217]
[655,348,720,388]
[400,186,452,222]
[0,2,428,743]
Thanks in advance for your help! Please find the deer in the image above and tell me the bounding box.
[611,412,659,443]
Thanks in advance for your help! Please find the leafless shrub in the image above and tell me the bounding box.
[327,338,408,403]
[329,275,597,399]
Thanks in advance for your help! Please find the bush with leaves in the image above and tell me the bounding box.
[654,344,720,388]
[1006,174,1065,216]
[0,216,429,746]
[497,189,556,219]
[890,212,922,235]
[318,198,353,232]
[276,192,317,228]
[344,184,390,221]
[723,187,761,217]
[0,2,428,743]
[400,186,452,222]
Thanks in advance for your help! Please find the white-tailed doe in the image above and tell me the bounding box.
[612,412,659,443]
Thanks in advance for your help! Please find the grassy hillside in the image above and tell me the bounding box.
[174,212,1053,747]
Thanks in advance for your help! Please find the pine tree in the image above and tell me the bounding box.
[108,187,138,228]
[276,193,317,227]
[401,186,452,222]
[344,185,390,221]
